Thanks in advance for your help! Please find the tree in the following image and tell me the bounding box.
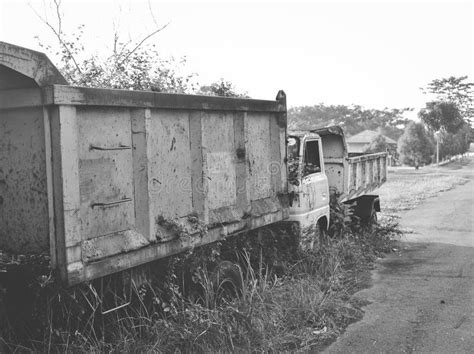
[438,122,471,160]
[418,101,471,161]
[418,101,464,134]
[422,76,473,122]
[198,78,249,98]
[32,0,197,93]
[364,134,390,154]
[397,122,434,169]
[364,133,399,165]
[288,104,411,141]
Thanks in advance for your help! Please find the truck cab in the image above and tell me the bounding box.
[287,132,330,233]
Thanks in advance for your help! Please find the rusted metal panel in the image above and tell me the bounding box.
[0,107,49,253]
[49,105,81,280]
[233,112,250,215]
[69,104,287,283]
[131,108,153,241]
[279,126,288,193]
[148,109,194,223]
[43,107,56,267]
[202,112,237,210]
[247,113,273,200]
[189,111,208,222]
[345,152,388,201]
[77,107,135,239]
[275,91,288,193]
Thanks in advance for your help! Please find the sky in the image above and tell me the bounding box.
[1,0,473,117]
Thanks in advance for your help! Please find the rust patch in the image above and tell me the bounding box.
[236,147,246,160]
[170,137,176,151]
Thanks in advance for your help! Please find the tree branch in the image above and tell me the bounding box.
[117,22,169,67]
[147,0,160,27]
[29,0,82,74]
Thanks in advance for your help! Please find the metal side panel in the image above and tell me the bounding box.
[344,152,388,202]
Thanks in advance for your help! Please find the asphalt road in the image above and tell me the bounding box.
[325,158,474,353]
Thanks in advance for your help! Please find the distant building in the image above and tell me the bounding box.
[346,130,397,153]
[346,130,398,165]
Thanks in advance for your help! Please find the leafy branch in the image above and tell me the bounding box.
[29,0,198,93]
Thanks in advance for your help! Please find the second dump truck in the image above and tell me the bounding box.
[287,126,387,236]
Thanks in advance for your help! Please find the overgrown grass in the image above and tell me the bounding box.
[1,215,401,352]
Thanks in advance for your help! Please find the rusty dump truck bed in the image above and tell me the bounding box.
[0,42,289,285]
[312,126,388,202]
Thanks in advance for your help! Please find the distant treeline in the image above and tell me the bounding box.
[287,104,411,141]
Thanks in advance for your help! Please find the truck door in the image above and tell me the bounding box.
[301,138,329,215]
[287,135,330,231]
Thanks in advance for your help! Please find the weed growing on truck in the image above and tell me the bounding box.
[155,215,208,241]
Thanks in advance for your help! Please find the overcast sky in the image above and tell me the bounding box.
[1,0,472,116]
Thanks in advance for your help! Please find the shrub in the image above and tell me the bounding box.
[397,121,434,168]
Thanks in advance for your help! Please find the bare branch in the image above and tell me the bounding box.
[147,0,159,27]
[117,22,169,67]
[53,0,62,35]
[113,31,119,56]
[29,0,82,74]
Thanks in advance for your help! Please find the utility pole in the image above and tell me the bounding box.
[437,136,439,167]
[435,131,440,167]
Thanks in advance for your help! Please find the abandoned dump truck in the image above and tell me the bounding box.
[0,41,289,285]
[287,126,387,236]
[0,42,387,286]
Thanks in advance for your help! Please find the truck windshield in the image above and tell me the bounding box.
[303,140,321,175]
[287,137,300,185]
